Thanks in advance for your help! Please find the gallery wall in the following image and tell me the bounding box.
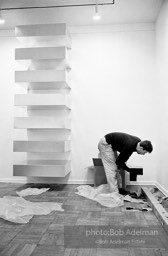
[0,23,158,184]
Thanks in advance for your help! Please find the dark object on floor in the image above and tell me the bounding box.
[119,189,141,198]
[162,198,168,208]
[119,188,128,195]
[128,192,138,199]
[126,206,151,212]
[126,207,134,210]
[150,187,159,193]
[129,167,143,181]
[120,189,143,199]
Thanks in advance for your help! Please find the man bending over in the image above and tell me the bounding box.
[98,132,153,192]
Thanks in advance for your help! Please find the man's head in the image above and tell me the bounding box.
[136,140,153,155]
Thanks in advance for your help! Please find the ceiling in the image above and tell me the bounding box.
[0,0,163,29]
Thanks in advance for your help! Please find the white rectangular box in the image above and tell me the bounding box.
[15,47,67,60]
[15,70,67,83]
[15,94,71,109]
[14,140,71,152]
[15,24,71,48]
[13,160,71,177]
[14,117,71,129]
[16,24,68,37]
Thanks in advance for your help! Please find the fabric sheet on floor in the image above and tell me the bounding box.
[16,187,50,197]
[76,184,145,208]
[0,196,64,224]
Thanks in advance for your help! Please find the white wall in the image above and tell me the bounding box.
[155,0,168,191]
[70,24,157,184]
[0,24,158,184]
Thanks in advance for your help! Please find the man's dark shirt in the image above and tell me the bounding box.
[105,132,141,171]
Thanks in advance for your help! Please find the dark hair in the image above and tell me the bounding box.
[140,140,153,153]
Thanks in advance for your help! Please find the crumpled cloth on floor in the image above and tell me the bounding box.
[0,196,64,224]
[76,184,124,208]
[16,187,50,197]
[76,185,146,208]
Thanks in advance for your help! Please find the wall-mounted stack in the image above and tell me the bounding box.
[13,23,71,177]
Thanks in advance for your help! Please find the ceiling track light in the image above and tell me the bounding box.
[0,10,5,24]
[0,1,115,11]
[93,2,101,21]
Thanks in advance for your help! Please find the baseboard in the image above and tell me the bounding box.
[0,177,27,183]
[0,177,94,185]
[0,177,156,185]
[0,178,168,196]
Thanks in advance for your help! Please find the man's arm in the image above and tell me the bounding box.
[116,149,132,171]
